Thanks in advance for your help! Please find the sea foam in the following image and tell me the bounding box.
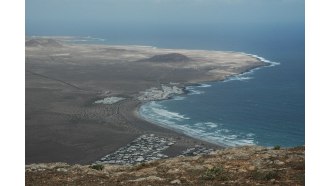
[138,53,278,147]
[222,53,280,83]
[197,84,212,88]
[144,101,190,121]
[140,102,256,147]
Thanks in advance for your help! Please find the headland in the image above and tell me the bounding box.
[26,36,266,164]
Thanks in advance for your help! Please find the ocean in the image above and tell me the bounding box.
[27,22,305,147]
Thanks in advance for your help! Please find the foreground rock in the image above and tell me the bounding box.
[26,146,305,185]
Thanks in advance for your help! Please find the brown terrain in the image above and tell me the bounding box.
[25,37,305,185]
[26,36,265,165]
[25,146,305,185]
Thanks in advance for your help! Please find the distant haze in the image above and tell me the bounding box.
[26,0,304,36]
[25,0,305,148]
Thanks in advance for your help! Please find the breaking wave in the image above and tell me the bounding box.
[186,87,205,95]
[197,84,212,88]
[140,101,190,122]
[139,102,256,147]
[223,53,280,83]
[138,53,279,147]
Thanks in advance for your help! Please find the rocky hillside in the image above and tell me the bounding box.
[26,146,304,185]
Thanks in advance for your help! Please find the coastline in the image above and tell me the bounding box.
[113,99,223,158]
[135,54,279,147]
[26,37,273,164]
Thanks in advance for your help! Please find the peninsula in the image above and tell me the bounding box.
[26,36,266,165]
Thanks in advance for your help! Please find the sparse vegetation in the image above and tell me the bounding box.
[133,160,161,171]
[133,162,148,171]
[287,160,305,170]
[89,164,104,171]
[201,166,229,181]
[273,145,281,150]
[251,170,281,180]
[26,146,305,186]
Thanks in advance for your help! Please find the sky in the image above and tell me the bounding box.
[26,0,304,35]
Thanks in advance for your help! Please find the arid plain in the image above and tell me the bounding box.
[26,37,265,164]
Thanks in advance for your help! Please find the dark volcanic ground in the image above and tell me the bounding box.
[25,38,263,164]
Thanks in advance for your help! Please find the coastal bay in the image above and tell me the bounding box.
[26,37,266,164]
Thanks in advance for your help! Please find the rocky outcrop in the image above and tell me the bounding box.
[26,146,305,185]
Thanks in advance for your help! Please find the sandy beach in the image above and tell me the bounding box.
[25,37,266,164]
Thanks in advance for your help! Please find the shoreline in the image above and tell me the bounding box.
[134,54,278,147]
[26,37,274,164]
[95,56,271,163]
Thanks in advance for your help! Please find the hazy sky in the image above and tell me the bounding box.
[26,0,304,27]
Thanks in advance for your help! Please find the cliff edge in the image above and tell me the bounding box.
[26,146,304,185]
